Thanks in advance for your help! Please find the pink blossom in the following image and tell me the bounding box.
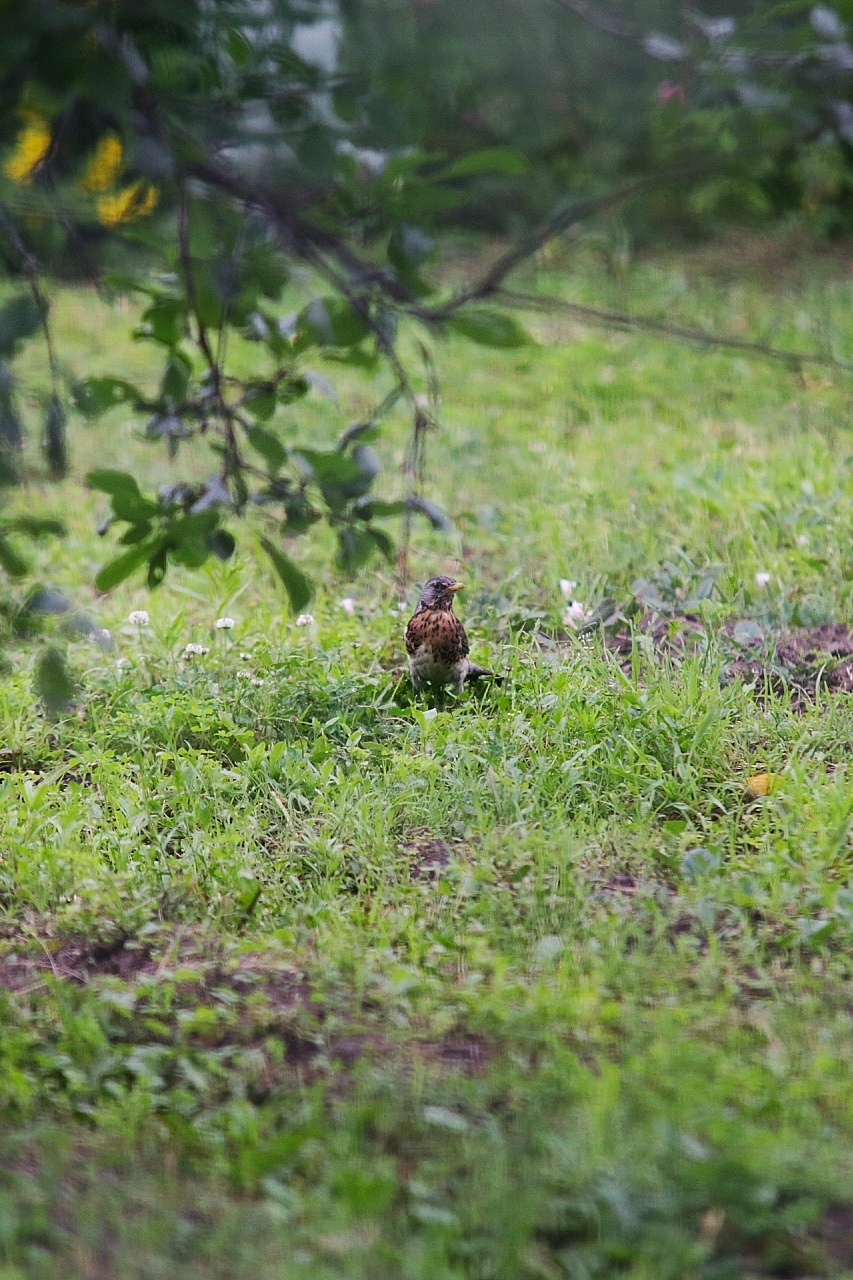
[656,81,686,105]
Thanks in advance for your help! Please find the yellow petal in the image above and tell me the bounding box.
[745,772,779,799]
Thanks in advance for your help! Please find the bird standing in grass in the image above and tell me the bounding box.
[405,576,500,695]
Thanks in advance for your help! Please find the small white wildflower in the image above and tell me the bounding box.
[796,534,809,548]
[88,627,111,647]
[564,600,590,628]
[559,579,577,601]
[296,613,315,627]
[215,616,235,629]
[183,643,210,657]
[754,572,772,588]
[128,610,149,626]
[115,657,131,669]
[236,669,263,686]
[339,597,356,615]
[239,651,253,659]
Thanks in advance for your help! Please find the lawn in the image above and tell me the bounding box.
[1,234,852,1278]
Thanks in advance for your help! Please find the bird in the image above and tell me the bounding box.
[404,575,500,695]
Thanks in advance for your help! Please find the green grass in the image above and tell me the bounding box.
[1,237,852,1278]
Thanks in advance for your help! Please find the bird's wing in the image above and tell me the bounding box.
[404,612,422,656]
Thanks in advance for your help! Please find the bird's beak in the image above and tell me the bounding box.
[448,581,465,593]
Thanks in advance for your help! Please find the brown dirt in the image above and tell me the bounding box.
[604,614,853,704]
[402,836,468,880]
[0,923,493,1079]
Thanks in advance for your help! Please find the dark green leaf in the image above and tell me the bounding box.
[2,516,64,538]
[353,498,406,520]
[438,147,529,179]
[335,527,375,576]
[260,537,313,613]
[406,495,454,532]
[243,382,277,421]
[292,449,362,487]
[71,377,144,419]
[95,540,157,592]
[0,294,42,359]
[366,525,395,562]
[87,470,159,523]
[449,308,532,349]
[0,535,27,578]
[296,298,369,349]
[246,424,286,472]
[205,529,236,561]
[137,298,187,347]
[35,645,75,716]
[160,350,192,407]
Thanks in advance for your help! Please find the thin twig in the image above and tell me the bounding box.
[495,288,853,371]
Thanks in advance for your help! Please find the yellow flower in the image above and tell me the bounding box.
[81,134,124,193]
[3,116,51,184]
[97,180,159,226]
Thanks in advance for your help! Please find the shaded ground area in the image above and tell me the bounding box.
[603,616,853,703]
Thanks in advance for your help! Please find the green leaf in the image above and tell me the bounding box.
[353,498,406,520]
[438,147,529,179]
[260,537,313,613]
[335,527,375,576]
[246,424,286,472]
[2,516,64,538]
[293,449,362,488]
[95,540,157,592]
[71,377,143,419]
[137,298,187,346]
[0,294,42,359]
[406,495,454,532]
[0,534,27,578]
[449,308,532,348]
[87,470,159,523]
[35,645,75,715]
[296,298,370,349]
[205,529,236,561]
[160,350,192,408]
[366,525,395,562]
[243,382,277,421]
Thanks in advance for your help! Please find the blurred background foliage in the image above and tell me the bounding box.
[0,0,852,702]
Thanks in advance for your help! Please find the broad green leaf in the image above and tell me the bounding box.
[137,298,187,346]
[0,294,42,359]
[296,298,369,349]
[71,377,143,419]
[406,495,454,532]
[35,645,75,715]
[439,147,529,179]
[87,470,159,522]
[260,537,313,613]
[205,528,236,561]
[449,308,532,349]
[243,382,277,421]
[246,424,286,472]
[95,539,157,592]
[0,534,27,578]
[335,527,375,576]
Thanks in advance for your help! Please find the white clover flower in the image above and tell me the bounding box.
[215,616,235,629]
[796,534,809,548]
[239,651,253,659]
[564,600,591,628]
[88,627,111,647]
[128,610,149,626]
[183,643,210,657]
[754,572,772,588]
[115,657,131,669]
[296,613,315,627]
[236,669,264,686]
[339,597,356,615]
[559,579,577,601]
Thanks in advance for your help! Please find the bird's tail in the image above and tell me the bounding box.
[465,664,504,685]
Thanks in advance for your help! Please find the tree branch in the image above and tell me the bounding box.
[495,288,853,371]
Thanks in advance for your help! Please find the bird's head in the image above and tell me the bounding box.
[418,575,464,611]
